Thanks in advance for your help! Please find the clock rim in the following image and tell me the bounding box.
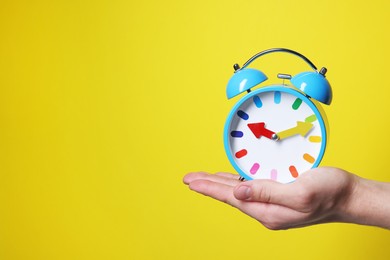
[223,85,328,182]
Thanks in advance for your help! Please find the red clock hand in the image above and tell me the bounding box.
[247,122,278,140]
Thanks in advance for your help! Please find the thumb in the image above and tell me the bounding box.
[234,180,301,209]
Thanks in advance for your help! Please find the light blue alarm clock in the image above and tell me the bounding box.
[223,48,333,183]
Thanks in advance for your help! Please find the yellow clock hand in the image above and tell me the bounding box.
[276,121,313,140]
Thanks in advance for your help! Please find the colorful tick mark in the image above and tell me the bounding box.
[292,98,302,110]
[237,110,249,120]
[230,131,243,138]
[303,153,315,164]
[309,136,321,143]
[271,169,278,181]
[250,163,260,175]
[235,149,247,159]
[274,91,281,104]
[253,96,263,108]
[289,165,299,178]
[305,114,317,123]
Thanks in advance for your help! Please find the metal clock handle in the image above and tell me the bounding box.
[235,48,319,72]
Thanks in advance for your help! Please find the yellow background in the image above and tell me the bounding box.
[0,0,389,259]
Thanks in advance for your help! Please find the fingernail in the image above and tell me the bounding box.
[236,185,251,199]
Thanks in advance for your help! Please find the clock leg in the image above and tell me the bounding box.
[239,176,246,181]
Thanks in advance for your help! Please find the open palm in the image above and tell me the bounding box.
[183,167,389,230]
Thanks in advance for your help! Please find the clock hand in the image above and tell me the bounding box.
[276,121,313,140]
[247,122,278,140]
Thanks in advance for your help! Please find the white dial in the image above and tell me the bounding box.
[225,86,327,183]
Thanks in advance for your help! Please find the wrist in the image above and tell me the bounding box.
[339,175,390,229]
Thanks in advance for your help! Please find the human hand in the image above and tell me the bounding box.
[183,167,390,230]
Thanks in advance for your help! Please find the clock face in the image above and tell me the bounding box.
[224,86,327,183]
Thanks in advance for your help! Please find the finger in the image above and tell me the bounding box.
[188,179,242,207]
[183,172,241,187]
[214,172,240,179]
[183,171,209,184]
[233,179,303,210]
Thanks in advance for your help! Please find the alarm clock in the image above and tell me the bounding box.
[223,48,332,183]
